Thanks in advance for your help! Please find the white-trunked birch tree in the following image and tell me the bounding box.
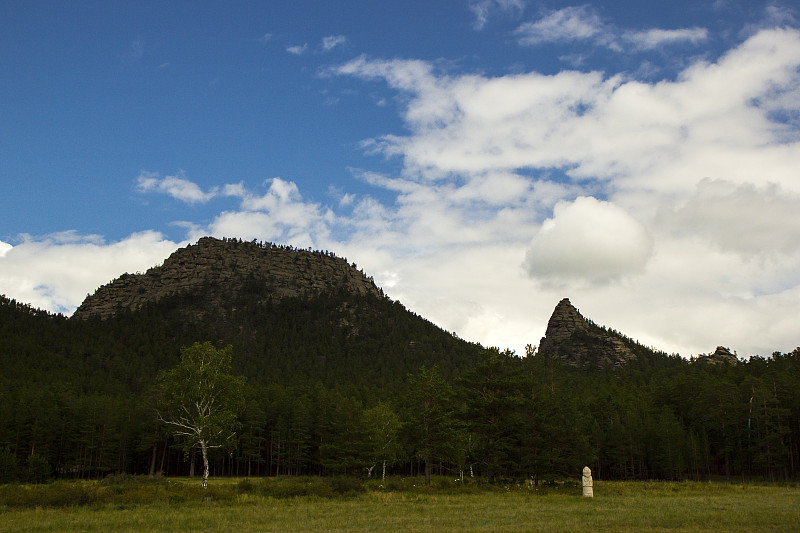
[156,342,245,488]
[363,401,403,480]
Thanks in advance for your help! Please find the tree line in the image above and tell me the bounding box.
[1,294,799,484]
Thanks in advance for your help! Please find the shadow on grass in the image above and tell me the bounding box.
[7,475,772,509]
[0,475,235,508]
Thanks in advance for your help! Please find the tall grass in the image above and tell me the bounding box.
[1,477,798,532]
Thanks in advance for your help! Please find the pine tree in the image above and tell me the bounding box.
[403,365,457,486]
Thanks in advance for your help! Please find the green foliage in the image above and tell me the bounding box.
[25,453,52,483]
[318,394,372,474]
[0,447,52,484]
[157,342,246,486]
[2,291,800,484]
[402,365,458,485]
[0,447,21,483]
[459,349,526,481]
[362,401,404,477]
[157,343,245,448]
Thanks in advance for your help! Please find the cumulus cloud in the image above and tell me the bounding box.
[756,5,798,31]
[659,178,800,256]
[0,231,178,314]
[5,26,800,360]
[336,28,800,197]
[136,171,219,204]
[330,27,800,357]
[524,197,653,285]
[208,178,334,247]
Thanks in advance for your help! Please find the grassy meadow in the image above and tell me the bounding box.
[1,476,798,532]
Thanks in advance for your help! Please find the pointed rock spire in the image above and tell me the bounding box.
[537,298,637,370]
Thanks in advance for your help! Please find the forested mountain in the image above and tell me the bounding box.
[1,237,799,484]
[66,237,485,390]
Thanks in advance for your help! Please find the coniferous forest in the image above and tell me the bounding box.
[2,278,799,486]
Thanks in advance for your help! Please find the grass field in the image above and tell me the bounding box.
[1,477,798,532]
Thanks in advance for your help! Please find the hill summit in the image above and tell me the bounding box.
[73,237,382,320]
[68,236,483,389]
[537,298,638,370]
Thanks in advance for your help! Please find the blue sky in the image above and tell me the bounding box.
[2,1,799,358]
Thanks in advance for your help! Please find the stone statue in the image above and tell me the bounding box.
[582,466,593,497]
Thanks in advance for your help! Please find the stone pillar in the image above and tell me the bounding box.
[582,466,593,497]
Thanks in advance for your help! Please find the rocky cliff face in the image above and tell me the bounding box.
[537,298,637,370]
[73,237,383,320]
[695,346,739,365]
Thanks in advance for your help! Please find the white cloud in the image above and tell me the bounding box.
[321,35,347,51]
[0,231,179,314]
[205,178,334,249]
[658,178,800,256]
[524,197,653,285]
[5,27,800,361]
[514,5,708,53]
[330,28,800,357]
[136,171,219,204]
[133,173,334,247]
[757,5,798,31]
[222,182,248,198]
[469,0,526,30]
[515,5,610,46]
[624,27,709,50]
[286,43,308,55]
[0,241,12,258]
[337,28,800,197]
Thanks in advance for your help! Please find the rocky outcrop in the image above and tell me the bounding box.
[695,346,739,365]
[73,237,382,320]
[537,298,637,370]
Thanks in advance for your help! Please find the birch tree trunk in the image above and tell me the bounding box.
[157,343,245,488]
[201,440,209,488]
